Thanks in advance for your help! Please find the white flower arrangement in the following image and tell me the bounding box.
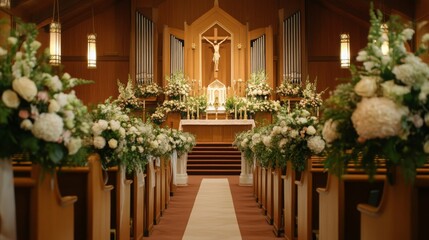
[322,5,429,180]
[276,76,302,97]
[0,20,93,170]
[136,82,162,98]
[164,72,191,99]
[114,77,141,110]
[246,70,272,99]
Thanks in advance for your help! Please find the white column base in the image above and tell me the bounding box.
[239,152,253,186]
[176,153,189,186]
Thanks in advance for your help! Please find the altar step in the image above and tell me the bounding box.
[187,143,241,175]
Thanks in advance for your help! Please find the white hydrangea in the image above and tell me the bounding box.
[263,135,272,147]
[392,54,429,87]
[31,113,64,142]
[46,75,63,92]
[307,136,325,154]
[380,80,411,101]
[351,97,409,139]
[109,120,121,131]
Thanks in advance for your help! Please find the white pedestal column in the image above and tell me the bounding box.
[239,152,253,186]
[176,153,188,185]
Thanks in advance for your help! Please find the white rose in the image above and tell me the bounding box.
[424,141,429,154]
[20,119,33,130]
[97,119,108,130]
[48,99,60,113]
[0,47,6,56]
[424,113,429,126]
[12,77,38,102]
[67,137,82,155]
[381,80,411,101]
[2,90,20,108]
[91,123,103,136]
[7,37,17,45]
[119,127,126,137]
[31,113,64,142]
[322,119,340,144]
[93,136,106,149]
[108,139,118,149]
[306,125,316,135]
[109,120,121,131]
[354,76,378,97]
[138,146,144,153]
[289,130,299,139]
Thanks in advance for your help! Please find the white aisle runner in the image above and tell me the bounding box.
[182,178,242,240]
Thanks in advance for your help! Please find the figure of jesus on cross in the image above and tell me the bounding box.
[203,28,229,72]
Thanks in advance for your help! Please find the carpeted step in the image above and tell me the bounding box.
[187,143,242,175]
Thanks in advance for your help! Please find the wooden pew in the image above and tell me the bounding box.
[266,167,274,224]
[317,169,385,240]
[272,167,284,237]
[14,173,35,240]
[144,158,155,236]
[253,160,259,201]
[131,169,146,240]
[30,165,77,240]
[282,161,296,240]
[261,167,267,214]
[107,165,133,240]
[295,156,327,240]
[358,165,429,240]
[154,159,162,225]
[57,154,113,240]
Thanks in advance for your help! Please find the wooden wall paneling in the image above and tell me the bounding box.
[416,0,429,63]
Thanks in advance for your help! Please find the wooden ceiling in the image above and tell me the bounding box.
[6,0,118,29]
[4,0,415,30]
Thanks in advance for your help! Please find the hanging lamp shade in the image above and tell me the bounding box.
[340,33,350,69]
[49,21,61,66]
[87,33,97,68]
[381,23,389,55]
[0,0,10,8]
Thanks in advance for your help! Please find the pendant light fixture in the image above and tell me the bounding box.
[340,33,350,69]
[87,4,97,69]
[49,0,61,66]
[0,0,10,9]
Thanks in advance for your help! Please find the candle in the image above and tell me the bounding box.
[197,103,199,119]
[244,107,247,120]
[187,107,190,120]
[234,104,237,119]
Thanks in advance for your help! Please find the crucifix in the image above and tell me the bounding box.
[203,28,230,78]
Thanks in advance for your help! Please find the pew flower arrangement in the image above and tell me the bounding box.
[150,127,173,158]
[322,6,429,180]
[91,99,148,172]
[233,129,255,162]
[276,108,325,171]
[0,20,93,170]
[167,129,196,157]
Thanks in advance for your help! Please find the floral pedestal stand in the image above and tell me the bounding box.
[0,159,17,240]
[176,153,188,186]
[239,152,253,186]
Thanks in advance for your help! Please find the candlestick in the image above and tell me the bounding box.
[244,107,247,120]
[234,104,237,120]
[187,107,190,120]
[197,103,199,119]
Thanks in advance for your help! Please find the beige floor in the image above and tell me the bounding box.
[182,178,242,240]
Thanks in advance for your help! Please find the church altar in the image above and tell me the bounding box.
[179,119,255,143]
